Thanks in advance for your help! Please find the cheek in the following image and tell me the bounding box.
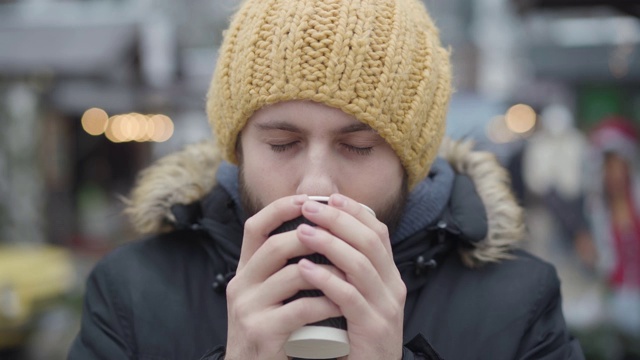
[343,152,404,210]
[241,145,297,202]
[372,164,404,205]
[369,148,403,185]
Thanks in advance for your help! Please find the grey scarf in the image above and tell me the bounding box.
[215,158,454,245]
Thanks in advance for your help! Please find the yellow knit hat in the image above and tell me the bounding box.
[207,0,452,189]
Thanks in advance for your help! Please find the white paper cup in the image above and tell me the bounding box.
[284,325,350,359]
[270,196,375,359]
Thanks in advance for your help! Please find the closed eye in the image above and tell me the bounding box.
[342,144,373,156]
[270,142,298,153]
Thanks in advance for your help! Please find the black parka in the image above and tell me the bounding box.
[68,140,584,360]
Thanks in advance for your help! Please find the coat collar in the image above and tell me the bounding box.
[124,138,524,267]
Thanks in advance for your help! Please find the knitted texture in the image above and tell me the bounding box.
[206,0,452,188]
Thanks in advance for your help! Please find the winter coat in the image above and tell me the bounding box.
[68,139,584,360]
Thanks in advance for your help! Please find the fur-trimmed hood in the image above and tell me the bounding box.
[124,138,524,267]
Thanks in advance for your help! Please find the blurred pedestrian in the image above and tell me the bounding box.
[586,116,640,353]
[522,104,604,334]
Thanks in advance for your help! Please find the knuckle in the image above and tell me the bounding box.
[329,206,343,223]
[389,271,407,303]
[319,266,335,283]
[380,299,403,322]
[225,277,241,300]
[350,253,370,274]
[234,295,256,319]
[276,196,293,212]
[325,265,345,280]
[243,216,259,236]
[342,285,361,305]
[281,264,299,282]
[390,284,407,316]
[262,236,288,258]
[285,300,308,323]
[376,222,390,240]
[358,230,384,255]
[397,280,408,300]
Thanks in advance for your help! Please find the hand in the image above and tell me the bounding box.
[224,194,343,360]
[295,194,406,360]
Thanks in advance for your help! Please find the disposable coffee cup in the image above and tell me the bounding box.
[269,196,375,359]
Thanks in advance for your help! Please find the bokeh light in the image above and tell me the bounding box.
[505,104,537,134]
[104,119,122,143]
[130,113,149,142]
[81,108,109,136]
[81,109,174,143]
[149,115,174,142]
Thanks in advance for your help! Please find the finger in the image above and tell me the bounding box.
[299,259,406,358]
[226,262,341,324]
[296,225,387,300]
[269,293,343,334]
[297,259,371,322]
[329,193,393,256]
[238,194,307,269]
[238,230,313,285]
[255,264,346,306]
[300,200,398,283]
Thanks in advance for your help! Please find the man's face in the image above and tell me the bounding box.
[238,100,407,231]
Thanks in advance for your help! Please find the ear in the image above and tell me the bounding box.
[235,134,243,162]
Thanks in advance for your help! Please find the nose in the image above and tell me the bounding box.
[295,146,339,196]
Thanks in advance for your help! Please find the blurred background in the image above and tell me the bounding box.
[0,0,639,359]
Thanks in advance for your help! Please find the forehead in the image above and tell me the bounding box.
[247,100,373,133]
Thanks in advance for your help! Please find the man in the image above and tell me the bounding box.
[69,0,585,359]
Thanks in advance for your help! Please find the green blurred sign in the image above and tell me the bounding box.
[577,86,625,129]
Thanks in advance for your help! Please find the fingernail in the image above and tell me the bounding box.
[304,200,321,213]
[299,224,316,236]
[331,194,346,207]
[293,194,307,205]
[298,258,316,270]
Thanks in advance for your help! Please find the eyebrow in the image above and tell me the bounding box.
[254,121,375,134]
[254,121,301,132]
[336,123,376,134]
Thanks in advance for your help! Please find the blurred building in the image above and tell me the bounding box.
[0,0,229,250]
[1,0,635,248]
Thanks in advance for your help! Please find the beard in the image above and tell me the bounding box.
[238,162,409,236]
